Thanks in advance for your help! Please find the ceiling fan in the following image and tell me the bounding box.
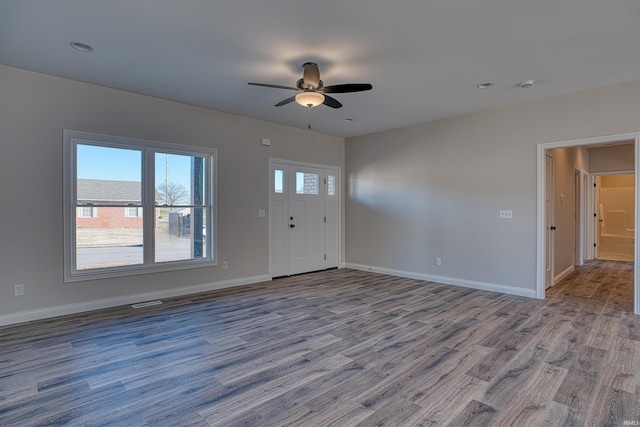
[248,62,372,109]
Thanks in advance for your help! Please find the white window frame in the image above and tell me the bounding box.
[78,206,97,218]
[63,130,217,282]
[124,206,141,218]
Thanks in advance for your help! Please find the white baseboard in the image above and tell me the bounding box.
[344,263,537,299]
[0,274,270,327]
[554,265,575,285]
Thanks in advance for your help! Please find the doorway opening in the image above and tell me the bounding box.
[536,132,640,315]
[594,174,635,262]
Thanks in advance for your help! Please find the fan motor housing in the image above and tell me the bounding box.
[297,78,323,91]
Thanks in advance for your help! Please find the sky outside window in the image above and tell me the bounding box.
[76,144,194,191]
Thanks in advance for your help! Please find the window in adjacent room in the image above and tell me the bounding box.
[64,130,217,282]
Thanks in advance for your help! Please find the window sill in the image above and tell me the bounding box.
[64,258,218,283]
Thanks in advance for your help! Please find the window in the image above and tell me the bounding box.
[296,172,320,195]
[64,130,216,282]
[327,175,336,196]
[124,207,141,217]
[78,206,97,218]
[274,169,284,193]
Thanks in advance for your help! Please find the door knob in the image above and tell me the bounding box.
[550,226,557,230]
[290,224,295,228]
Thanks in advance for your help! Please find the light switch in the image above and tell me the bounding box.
[499,210,513,219]
[258,209,265,217]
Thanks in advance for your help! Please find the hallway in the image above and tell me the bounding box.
[547,259,635,315]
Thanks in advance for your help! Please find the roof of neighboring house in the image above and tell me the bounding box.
[77,179,162,203]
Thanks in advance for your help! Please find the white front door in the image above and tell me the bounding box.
[289,166,325,274]
[269,160,339,277]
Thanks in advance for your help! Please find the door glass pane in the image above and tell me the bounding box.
[75,207,143,269]
[296,172,319,195]
[155,207,207,262]
[327,175,336,196]
[155,153,206,206]
[274,169,284,193]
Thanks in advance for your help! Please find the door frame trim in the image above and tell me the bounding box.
[536,132,640,315]
[268,158,342,279]
[573,168,585,266]
[544,152,555,289]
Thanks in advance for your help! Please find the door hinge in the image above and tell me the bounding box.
[594,213,597,218]
[594,182,597,187]
[324,254,326,260]
[324,216,326,223]
[594,243,597,247]
[324,179,327,185]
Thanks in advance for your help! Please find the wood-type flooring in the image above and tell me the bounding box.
[0,260,639,426]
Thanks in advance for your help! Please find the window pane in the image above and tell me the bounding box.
[66,131,216,282]
[155,207,207,262]
[327,175,336,196]
[274,169,284,193]
[296,172,319,195]
[155,153,206,206]
[124,207,141,217]
[75,207,143,270]
[78,207,97,218]
[77,144,141,205]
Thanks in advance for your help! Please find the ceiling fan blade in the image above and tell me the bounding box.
[302,63,321,89]
[322,83,373,93]
[322,95,343,109]
[275,95,297,107]
[248,82,298,91]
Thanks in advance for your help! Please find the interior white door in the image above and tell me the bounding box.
[595,176,601,259]
[545,153,555,288]
[574,169,582,266]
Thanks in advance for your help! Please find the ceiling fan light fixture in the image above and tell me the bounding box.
[295,91,325,107]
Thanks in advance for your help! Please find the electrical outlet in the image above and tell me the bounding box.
[14,284,24,296]
[222,261,228,270]
[435,257,442,266]
[499,210,513,219]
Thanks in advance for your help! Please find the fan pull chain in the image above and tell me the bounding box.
[307,106,312,130]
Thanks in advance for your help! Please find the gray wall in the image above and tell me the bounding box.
[345,79,640,293]
[0,65,344,322]
[589,143,634,173]
[2,63,639,322]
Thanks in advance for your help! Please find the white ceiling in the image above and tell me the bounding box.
[1,0,639,138]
